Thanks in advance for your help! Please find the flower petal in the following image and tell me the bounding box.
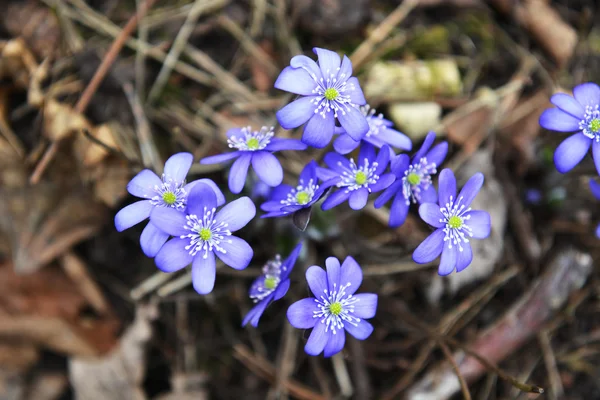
[252,152,283,187]
[352,293,377,318]
[344,320,373,340]
[216,236,253,270]
[589,179,600,200]
[242,298,270,327]
[188,178,225,206]
[299,161,318,183]
[333,134,360,154]
[438,244,457,276]
[191,252,216,294]
[377,128,412,150]
[457,172,484,207]
[306,265,328,298]
[325,257,341,291]
[413,132,436,161]
[290,55,322,79]
[539,108,581,132]
[389,195,410,228]
[465,210,491,239]
[127,170,161,198]
[390,154,410,177]
[550,93,585,118]
[455,243,473,273]
[573,82,600,107]
[155,238,193,272]
[313,47,341,79]
[374,145,391,175]
[412,228,445,263]
[215,196,256,232]
[287,298,319,329]
[338,55,353,81]
[140,222,169,257]
[358,142,376,165]
[324,152,351,173]
[186,182,218,216]
[438,168,456,207]
[323,331,345,358]
[200,151,241,165]
[305,320,329,356]
[349,188,369,210]
[281,242,304,280]
[273,279,291,300]
[346,77,367,105]
[593,140,600,176]
[277,96,317,129]
[303,113,335,148]
[426,142,448,168]
[115,200,152,231]
[370,173,395,193]
[229,153,252,194]
[274,66,318,96]
[419,185,437,204]
[419,203,444,228]
[554,133,591,173]
[339,256,363,296]
[265,138,308,152]
[164,152,193,182]
[596,223,600,239]
[321,189,351,210]
[149,207,188,236]
[337,106,369,141]
[374,180,401,208]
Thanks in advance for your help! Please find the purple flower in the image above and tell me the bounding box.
[334,105,412,156]
[115,153,224,257]
[149,182,256,294]
[275,48,369,148]
[200,126,307,194]
[260,161,328,218]
[318,143,395,211]
[374,132,448,227]
[242,242,303,327]
[589,179,600,238]
[539,82,600,174]
[287,256,377,357]
[412,169,491,275]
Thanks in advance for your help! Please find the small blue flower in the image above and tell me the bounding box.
[287,256,377,357]
[275,48,369,148]
[318,143,395,211]
[589,179,600,238]
[242,242,303,327]
[149,182,256,294]
[200,126,307,194]
[260,161,329,218]
[374,132,448,227]
[334,105,412,156]
[539,82,600,174]
[412,169,491,275]
[115,152,224,257]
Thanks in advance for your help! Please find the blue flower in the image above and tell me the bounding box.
[149,182,256,294]
[318,143,395,211]
[333,105,412,156]
[260,161,329,218]
[539,82,600,174]
[287,256,377,357]
[115,152,225,257]
[242,242,303,327]
[412,169,491,275]
[200,126,307,194]
[275,48,369,148]
[589,179,600,238]
[374,132,448,227]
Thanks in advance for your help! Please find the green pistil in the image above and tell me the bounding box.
[264,277,277,290]
[324,88,339,101]
[590,118,600,133]
[295,191,310,205]
[448,216,463,229]
[407,172,421,185]
[246,137,260,150]
[329,302,342,316]
[162,191,177,205]
[199,228,212,241]
[355,171,367,185]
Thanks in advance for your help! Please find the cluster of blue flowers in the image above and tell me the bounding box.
[116,48,493,357]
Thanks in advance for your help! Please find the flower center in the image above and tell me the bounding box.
[407,172,421,185]
[329,302,342,315]
[264,276,277,290]
[199,227,212,241]
[150,175,187,210]
[181,208,232,257]
[313,282,360,334]
[249,256,284,302]
[580,105,600,141]
[402,158,437,205]
[295,191,310,205]
[590,118,600,133]
[440,195,473,252]
[246,137,260,150]
[162,191,177,205]
[361,105,386,138]
[281,180,318,208]
[355,171,367,185]
[324,88,339,100]
[448,215,463,229]
[228,126,274,151]
[337,158,379,192]
[303,64,357,119]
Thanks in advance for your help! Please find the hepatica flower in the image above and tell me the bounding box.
[334,105,412,156]
[242,242,303,327]
[589,179,600,238]
[261,161,328,218]
[539,82,600,174]
[287,256,377,357]
[115,153,224,257]
[275,47,369,148]
[413,169,491,275]
[200,126,307,194]
[150,182,256,294]
[318,143,395,211]
[375,132,448,227]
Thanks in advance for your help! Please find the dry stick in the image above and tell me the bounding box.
[268,322,299,400]
[30,0,158,184]
[134,0,148,100]
[332,353,354,398]
[538,330,563,400]
[439,341,472,400]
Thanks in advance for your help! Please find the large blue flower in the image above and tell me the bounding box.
[242,242,303,327]
[412,169,491,275]
[115,152,224,257]
[200,126,306,194]
[539,82,600,174]
[149,182,256,294]
[275,48,369,148]
[374,132,448,227]
[287,256,377,357]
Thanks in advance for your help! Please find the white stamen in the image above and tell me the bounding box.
[249,255,284,302]
[336,158,379,192]
[148,174,187,210]
[579,105,600,141]
[228,126,274,151]
[281,179,319,206]
[439,195,473,252]
[313,282,360,335]
[401,157,437,205]
[180,207,232,257]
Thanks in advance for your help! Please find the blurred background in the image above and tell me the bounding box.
[0,0,598,399]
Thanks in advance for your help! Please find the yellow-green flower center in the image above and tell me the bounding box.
[407,172,421,185]
[355,171,367,185]
[324,88,339,101]
[448,215,463,229]
[590,118,600,133]
[264,276,277,290]
[246,137,260,150]
[329,302,343,316]
[295,191,310,205]
[162,191,177,205]
[199,227,212,241]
